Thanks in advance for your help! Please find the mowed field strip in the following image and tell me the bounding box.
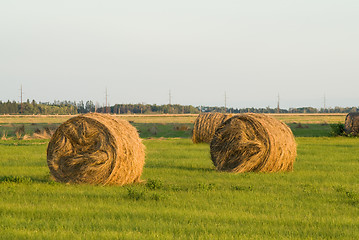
[0,114,358,239]
[0,113,346,124]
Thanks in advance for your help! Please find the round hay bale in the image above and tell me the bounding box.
[345,112,359,136]
[47,113,145,185]
[192,113,232,144]
[210,113,296,173]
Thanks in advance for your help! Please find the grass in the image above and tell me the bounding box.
[272,113,346,124]
[288,123,332,137]
[0,123,59,139]
[133,123,192,138]
[0,114,357,239]
[0,136,358,239]
[0,122,339,139]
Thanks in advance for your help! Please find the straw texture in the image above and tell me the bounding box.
[192,113,232,143]
[210,113,296,173]
[345,112,359,136]
[47,113,145,185]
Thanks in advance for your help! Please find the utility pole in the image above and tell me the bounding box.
[277,94,280,114]
[168,89,172,114]
[224,91,227,113]
[169,89,172,105]
[323,93,326,112]
[105,88,108,113]
[20,84,23,114]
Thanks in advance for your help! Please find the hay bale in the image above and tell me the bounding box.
[345,112,359,136]
[210,113,296,173]
[47,113,145,185]
[192,113,232,143]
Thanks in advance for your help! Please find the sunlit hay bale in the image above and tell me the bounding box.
[210,113,296,173]
[192,113,232,144]
[47,113,145,185]
[345,112,359,136]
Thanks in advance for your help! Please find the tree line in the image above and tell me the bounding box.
[0,100,77,115]
[0,99,358,115]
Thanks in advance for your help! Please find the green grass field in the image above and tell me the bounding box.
[0,114,358,239]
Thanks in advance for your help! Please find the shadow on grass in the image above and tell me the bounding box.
[0,142,47,146]
[146,164,214,172]
[0,175,56,184]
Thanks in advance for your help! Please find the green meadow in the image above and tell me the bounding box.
[0,114,358,239]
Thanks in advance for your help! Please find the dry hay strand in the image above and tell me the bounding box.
[15,125,25,139]
[1,131,8,140]
[174,124,190,131]
[22,134,31,140]
[47,113,145,185]
[33,130,52,139]
[192,113,232,144]
[345,112,359,136]
[44,126,56,136]
[33,125,58,139]
[210,113,297,173]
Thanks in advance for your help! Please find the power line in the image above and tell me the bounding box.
[169,89,172,114]
[324,93,326,111]
[169,89,172,105]
[20,84,23,114]
[105,88,109,113]
[277,94,280,113]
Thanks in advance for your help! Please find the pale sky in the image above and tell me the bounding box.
[1,0,358,109]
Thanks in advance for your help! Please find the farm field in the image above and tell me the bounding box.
[0,114,358,239]
[0,113,346,124]
[0,113,346,139]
